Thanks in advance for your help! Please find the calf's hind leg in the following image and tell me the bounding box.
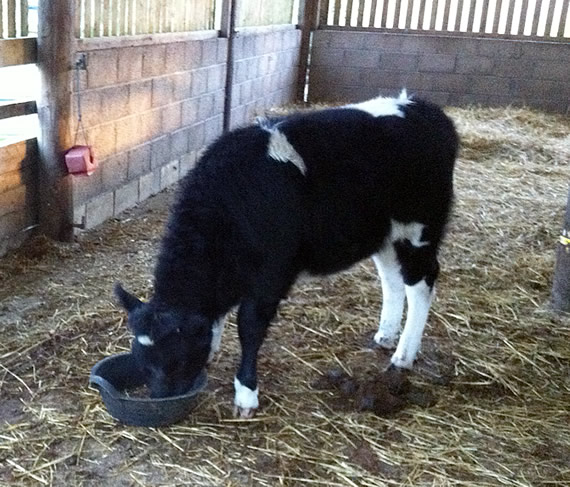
[390,241,439,369]
[372,249,406,349]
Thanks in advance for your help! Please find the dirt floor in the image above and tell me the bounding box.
[0,105,569,486]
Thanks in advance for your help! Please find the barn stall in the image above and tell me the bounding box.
[1,0,570,485]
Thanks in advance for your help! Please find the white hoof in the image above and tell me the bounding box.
[234,377,258,418]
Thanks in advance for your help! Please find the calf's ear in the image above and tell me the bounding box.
[114,283,143,312]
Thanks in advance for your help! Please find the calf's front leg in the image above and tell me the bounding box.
[234,298,279,418]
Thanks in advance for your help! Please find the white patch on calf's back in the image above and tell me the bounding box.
[347,90,412,118]
[266,128,307,175]
[137,335,154,346]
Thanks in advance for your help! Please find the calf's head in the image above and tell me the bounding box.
[114,283,212,398]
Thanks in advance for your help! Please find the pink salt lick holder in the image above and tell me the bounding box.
[65,145,97,175]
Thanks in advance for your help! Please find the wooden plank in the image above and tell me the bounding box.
[530,0,542,35]
[430,0,440,29]
[559,0,570,37]
[402,0,414,28]
[0,1,4,39]
[84,0,92,37]
[357,0,366,26]
[103,0,110,36]
[544,0,557,36]
[8,0,17,37]
[320,0,330,25]
[0,37,37,66]
[466,0,478,31]
[20,0,29,37]
[393,0,403,28]
[93,0,102,37]
[381,0,391,27]
[442,0,453,30]
[491,0,501,33]
[346,0,354,25]
[518,0,530,34]
[333,0,342,25]
[417,0,427,29]
[369,0,379,26]
[504,0,516,33]
[0,101,37,120]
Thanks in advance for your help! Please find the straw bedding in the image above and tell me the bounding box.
[0,105,569,486]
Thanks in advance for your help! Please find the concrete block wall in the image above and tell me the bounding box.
[309,31,570,113]
[229,26,301,128]
[0,140,38,255]
[71,34,228,231]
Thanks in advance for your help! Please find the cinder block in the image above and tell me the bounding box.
[73,204,86,231]
[186,41,202,69]
[202,39,218,67]
[71,89,101,128]
[198,94,215,121]
[166,42,186,74]
[191,69,208,97]
[101,152,129,191]
[162,102,183,133]
[344,49,380,68]
[468,75,512,95]
[85,191,114,229]
[100,85,130,122]
[204,115,223,145]
[140,108,163,141]
[87,50,118,88]
[240,80,253,105]
[533,61,569,81]
[234,60,248,84]
[247,59,258,80]
[213,90,225,114]
[115,116,139,153]
[71,170,103,206]
[188,123,205,152]
[232,36,245,61]
[243,36,256,59]
[85,122,116,160]
[118,47,143,83]
[128,143,151,179]
[180,152,197,175]
[229,105,247,129]
[174,72,192,101]
[151,136,171,169]
[217,38,229,64]
[182,99,200,126]
[455,56,493,75]
[207,65,226,93]
[418,54,456,73]
[114,179,139,215]
[142,45,167,78]
[160,160,180,189]
[378,52,419,72]
[129,80,153,114]
[152,76,175,108]
[171,128,190,157]
[139,170,161,201]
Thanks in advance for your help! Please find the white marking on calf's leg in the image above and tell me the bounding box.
[234,377,259,418]
[137,335,154,346]
[391,280,434,369]
[372,248,405,349]
[266,128,307,175]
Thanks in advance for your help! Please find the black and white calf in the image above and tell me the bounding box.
[115,91,459,418]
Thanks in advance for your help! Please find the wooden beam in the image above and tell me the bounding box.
[36,0,75,241]
[0,38,37,67]
[221,0,238,132]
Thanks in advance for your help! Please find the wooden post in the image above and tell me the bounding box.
[552,188,570,312]
[37,0,75,241]
[296,0,320,103]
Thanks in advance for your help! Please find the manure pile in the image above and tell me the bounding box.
[0,105,569,486]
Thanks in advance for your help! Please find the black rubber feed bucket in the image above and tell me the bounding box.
[90,353,207,427]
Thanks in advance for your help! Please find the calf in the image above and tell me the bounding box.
[115,92,459,418]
